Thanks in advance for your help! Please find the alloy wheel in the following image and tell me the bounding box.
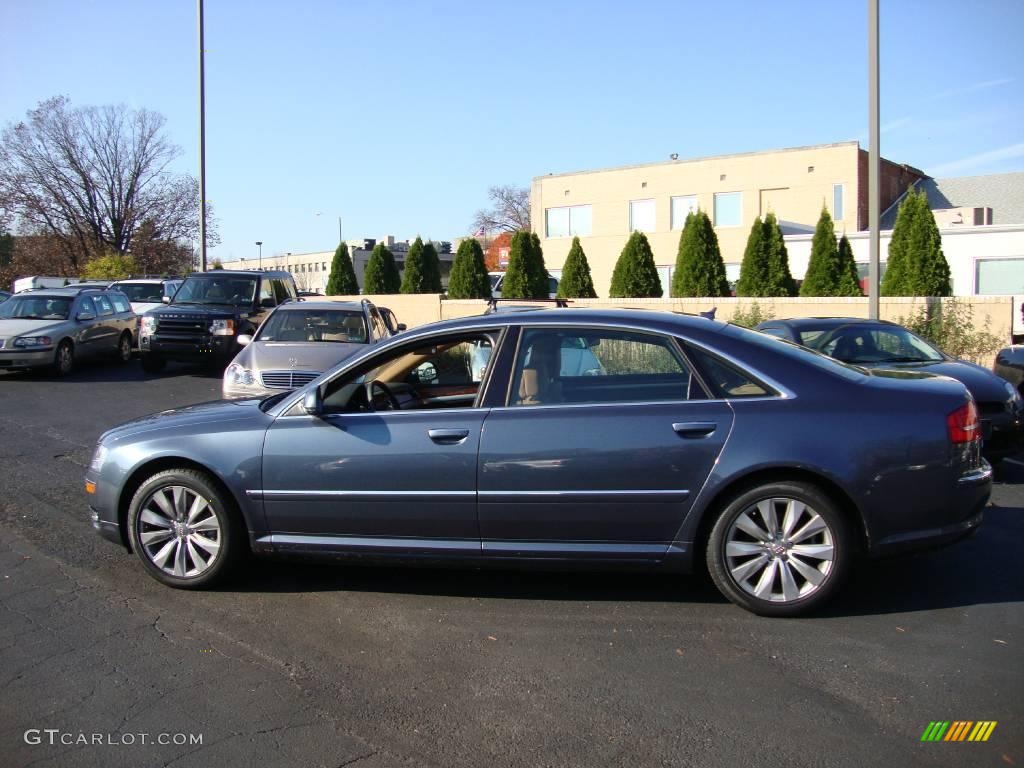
[137,485,222,578]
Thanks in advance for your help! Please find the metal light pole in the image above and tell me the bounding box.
[868,0,881,319]
[255,241,263,269]
[197,0,208,272]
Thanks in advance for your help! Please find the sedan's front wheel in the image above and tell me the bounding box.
[127,468,242,589]
[706,481,852,617]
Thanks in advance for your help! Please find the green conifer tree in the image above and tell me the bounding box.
[763,212,797,296]
[364,243,397,294]
[501,230,534,298]
[381,247,401,293]
[421,240,443,293]
[401,236,427,293]
[557,236,597,298]
[609,231,663,298]
[447,238,492,299]
[836,235,863,296]
[736,217,768,296]
[882,187,949,296]
[528,233,549,297]
[800,208,840,296]
[325,242,359,295]
[672,210,729,297]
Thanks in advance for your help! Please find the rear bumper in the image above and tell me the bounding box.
[869,461,991,558]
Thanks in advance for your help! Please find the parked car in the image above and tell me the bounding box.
[108,278,183,315]
[994,345,1024,394]
[756,317,1024,461]
[86,308,990,616]
[223,299,400,398]
[138,269,298,373]
[0,286,136,375]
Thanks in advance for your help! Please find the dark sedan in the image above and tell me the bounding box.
[756,317,1024,461]
[86,309,990,617]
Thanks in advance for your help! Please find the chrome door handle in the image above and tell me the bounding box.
[427,428,470,445]
[672,422,717,438]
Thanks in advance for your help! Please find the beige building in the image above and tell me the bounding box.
[532,141,922,297]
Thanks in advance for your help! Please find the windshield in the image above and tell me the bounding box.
[255,308,368,343]
[110,282,166,302]
[0,295,72,320]
[814,324,945,364]
[172,276,257,306]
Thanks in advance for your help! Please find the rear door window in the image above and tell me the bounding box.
[94,295,114,316]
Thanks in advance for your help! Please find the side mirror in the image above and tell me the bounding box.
[76,310,96,322]
[302,387,323,416]
[396,323,407,332]
[261,298,276,308]
[237,334,252,346]
[162,296,171,304]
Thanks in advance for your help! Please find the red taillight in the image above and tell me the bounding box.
[947,400,980,444]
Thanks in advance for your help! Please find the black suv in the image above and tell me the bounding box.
[139,270,298,373]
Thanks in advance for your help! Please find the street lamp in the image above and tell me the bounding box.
[255,241,263,270]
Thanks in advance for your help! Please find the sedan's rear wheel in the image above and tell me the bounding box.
[706,481,852,617]
[127,468,242,588]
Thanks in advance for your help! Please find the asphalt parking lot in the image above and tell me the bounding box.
[0,358,1022,768]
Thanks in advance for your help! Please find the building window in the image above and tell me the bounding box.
[714,192,742,228]
[545,205,592,238]
[976,259,1024,295]
[671,195,698,230]
[833,184,844,220]
[629,199,656,232]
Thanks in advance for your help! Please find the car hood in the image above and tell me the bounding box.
[147,304,243,318]
[100,397,267,443]
[129,301,163,315]
[866,359,1011,402]
[235,340,367,374]
[0,318,66,337]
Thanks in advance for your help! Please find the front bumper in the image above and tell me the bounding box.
[141,334,237,362]
[0,347,54,369]
[981,411,1024,460]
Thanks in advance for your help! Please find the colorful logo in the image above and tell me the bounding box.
[921,721,997,742]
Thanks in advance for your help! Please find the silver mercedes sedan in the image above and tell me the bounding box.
[222,299,398,398]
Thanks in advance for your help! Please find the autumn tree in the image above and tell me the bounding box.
[557,237,597,298]
[325,242,359,295]
[0,97,214,273]
[472,185,531,235]
[610,231,663,298]
[484,231,512,272]
[447,238,491,299]
[672,210,729,297]
[82,253,138,280]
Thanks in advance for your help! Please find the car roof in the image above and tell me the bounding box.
[15,287,119,297]
[187,270,290,278]
[277,300,364,311]
[111,278,177,284]
[399,307,724,338]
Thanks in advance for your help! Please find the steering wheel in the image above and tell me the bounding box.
[365,380,401,411]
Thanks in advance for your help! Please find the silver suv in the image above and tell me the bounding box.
[0,286,137,375]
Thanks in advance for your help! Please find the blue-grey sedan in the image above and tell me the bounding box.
[86,309,991,616]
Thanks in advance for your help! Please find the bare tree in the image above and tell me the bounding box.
[472,185,531,235]
[0,97,213,272]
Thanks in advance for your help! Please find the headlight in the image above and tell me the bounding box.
[14,336,52,348]
[225,363,254,386]
[141,316,157,335]
[210,319,236,336]
[89,445,108,473]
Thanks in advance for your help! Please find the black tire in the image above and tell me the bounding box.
[116,331,133,363]
[705,481,852,617]
[52,339,74,376]
[140,352,166,374]
[127,468,243,589]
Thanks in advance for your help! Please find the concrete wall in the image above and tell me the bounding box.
[324,294,1013,366]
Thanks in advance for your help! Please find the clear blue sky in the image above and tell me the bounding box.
[2,0,1022,262]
